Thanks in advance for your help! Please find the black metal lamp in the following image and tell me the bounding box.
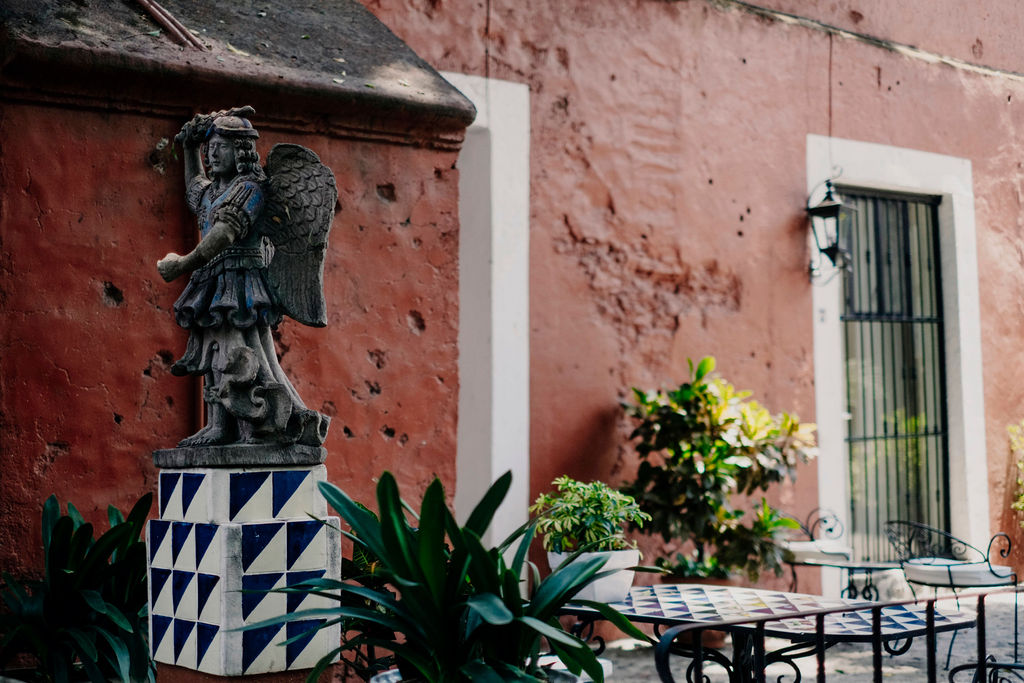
[807,178,853,278]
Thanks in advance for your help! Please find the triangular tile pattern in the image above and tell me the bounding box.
[171,522,196,571]
[195,523,219,573]
[151,614,173,657]
[242,572,284,621]
[242,623,285,673]
[150,568,172,609]
[196,573,220,618]
[242,522,286,572]
[287,520,323,570]
[148,466,340,675]
[196,622,220,669]
[149,519,171,564]
[286,619,325,667]
[196,622,223,674]
[171,570,197,618]
[173,618,196,664]
[273,470,310,517]
[615,585,972,640]
[181,473,206,518]
[230,472,272,521]
[160,472,181,518]
[286,570,327,613]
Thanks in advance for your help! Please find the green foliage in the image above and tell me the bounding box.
[622,356,814,581]
[245,472,650,682]
[0,494,155,683]
[1009,421,1024,523]
[529,477,650,553]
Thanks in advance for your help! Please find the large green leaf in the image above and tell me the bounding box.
[66,522,95,571]
[240,605,409,636]
[529,554,606,617]
[42,495,60,552]
[94,625,132,682]
[460,660,511,683]
[466,593,514,625]
[376,473,419,581]
[517,615,582,649]
[694,356,715,382]
[459,530,501,595]
[572,599,654,643]
[80,591,133,633]
[65,502,87,532]
[46,516,75,579]
[464,471,512,538]
[317,481,388,564]
[547,636,604,683]
[77,524,131,587]
[415,478,449,603]
[64,627,98,663]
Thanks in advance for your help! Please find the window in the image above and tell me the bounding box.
[840,189,948,559]
[808,135,987,578]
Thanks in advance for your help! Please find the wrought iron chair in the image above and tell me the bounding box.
[780,508,854,592]
[885,520,1018,664]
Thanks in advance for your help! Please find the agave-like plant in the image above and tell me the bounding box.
[246,471,648,682]
[0,494,154,683]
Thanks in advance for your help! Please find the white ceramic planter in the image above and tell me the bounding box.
[547,548,640,603]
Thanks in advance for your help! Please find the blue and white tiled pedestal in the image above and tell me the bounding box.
[147,458,341,676]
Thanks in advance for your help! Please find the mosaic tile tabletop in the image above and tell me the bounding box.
[571,584,975,642]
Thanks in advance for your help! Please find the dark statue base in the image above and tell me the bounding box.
[152,443,327,468]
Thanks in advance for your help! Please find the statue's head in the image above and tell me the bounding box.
[205,115,261,177]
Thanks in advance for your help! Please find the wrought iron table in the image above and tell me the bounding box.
[562,583,976,682]
[793,558,901,600]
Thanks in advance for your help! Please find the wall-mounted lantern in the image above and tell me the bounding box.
[806,178,854,280]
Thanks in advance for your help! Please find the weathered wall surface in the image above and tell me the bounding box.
[360,0,1024,575]
[0,101,461,572]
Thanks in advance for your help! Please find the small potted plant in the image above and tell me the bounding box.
[622,356,816,582]
[530,476,651,603]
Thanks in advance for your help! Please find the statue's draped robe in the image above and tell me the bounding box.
[172,174,328,446]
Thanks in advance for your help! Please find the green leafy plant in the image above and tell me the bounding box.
[0,493,155,683]
[245,471,649,682]
[622,356,815,581]
[1009,420,1024,523]
[530,476,650,553]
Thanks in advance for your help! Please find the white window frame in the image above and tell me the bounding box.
[808,135,989,556]
[443,73,531,545]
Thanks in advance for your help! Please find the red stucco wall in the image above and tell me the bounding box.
[0,102,461,573]
[360,0,1024,577]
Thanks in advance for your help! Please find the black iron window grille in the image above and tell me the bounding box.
[838,189,948,561]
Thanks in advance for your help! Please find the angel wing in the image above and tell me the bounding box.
[258,143,338,327]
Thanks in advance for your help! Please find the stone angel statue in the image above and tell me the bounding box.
[157,106,334,448]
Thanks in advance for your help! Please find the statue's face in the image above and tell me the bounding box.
[207,134,237,178]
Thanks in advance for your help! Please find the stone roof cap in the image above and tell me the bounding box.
[1,0,476,144]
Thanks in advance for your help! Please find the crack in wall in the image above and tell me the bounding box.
[554,214,742,361]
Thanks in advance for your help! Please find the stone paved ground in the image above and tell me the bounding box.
[601,594,1019,682]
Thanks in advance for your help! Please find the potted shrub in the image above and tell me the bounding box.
[0,494,155,683]
[244,471,650,682]
[621,356,816,582]
[530,476,650,603]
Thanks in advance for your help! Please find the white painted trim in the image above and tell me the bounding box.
[807,135,988,559]
[443,72,531,545]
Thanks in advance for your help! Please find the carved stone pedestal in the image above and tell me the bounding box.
[147,450,340,675]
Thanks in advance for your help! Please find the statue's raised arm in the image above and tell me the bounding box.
[157,107,333,451]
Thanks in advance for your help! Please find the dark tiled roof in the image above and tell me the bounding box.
[1,0,476,136]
